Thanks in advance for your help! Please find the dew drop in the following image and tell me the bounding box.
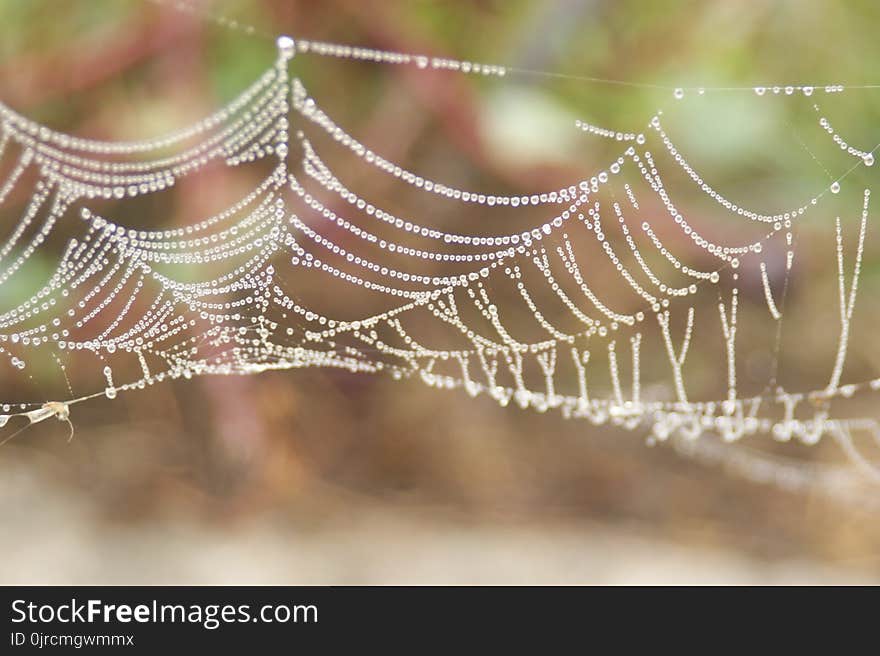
[830,181,841,194]
[754,86,766,96]
[864,153,875,167]
[276,35,296,59]
[673,88,684,100]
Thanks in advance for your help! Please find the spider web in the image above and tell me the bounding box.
[2,6,880,503]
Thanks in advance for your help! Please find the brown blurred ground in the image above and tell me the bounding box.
[3,369,880,584]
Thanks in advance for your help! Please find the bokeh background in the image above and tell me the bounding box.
[2,0,880,583]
